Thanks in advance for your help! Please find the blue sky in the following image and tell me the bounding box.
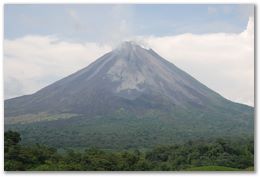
[5,4,253,42]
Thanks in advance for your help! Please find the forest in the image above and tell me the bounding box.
[5,130,254,171]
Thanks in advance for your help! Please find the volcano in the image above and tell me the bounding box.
[5,42,254,149]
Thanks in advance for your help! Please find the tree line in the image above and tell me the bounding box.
[5,131,254,171]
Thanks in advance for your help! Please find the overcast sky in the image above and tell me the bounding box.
[4,4,254,106]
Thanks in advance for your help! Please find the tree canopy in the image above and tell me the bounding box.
[4,131,254,171]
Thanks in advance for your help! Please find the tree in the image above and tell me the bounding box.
[5,131,21,148]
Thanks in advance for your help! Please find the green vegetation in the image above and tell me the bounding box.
[5,111,254,149]
[5,113,78,124]
[5,131,254,171]
[185,166,240,171]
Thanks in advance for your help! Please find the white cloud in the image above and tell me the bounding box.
[143,17,254,106]
[67,9,83,30]
[100,5,135,47]
[4,17,254,106]
[4,35,111,99]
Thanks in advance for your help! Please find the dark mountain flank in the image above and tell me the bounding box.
[5,42,254,149]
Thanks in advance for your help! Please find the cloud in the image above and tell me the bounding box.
[99,5,135,47]
[4,17,254,106]
[65,5,135,46]
[67,9,83,30]
[4,35,111,99]
[142,17,254,106]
